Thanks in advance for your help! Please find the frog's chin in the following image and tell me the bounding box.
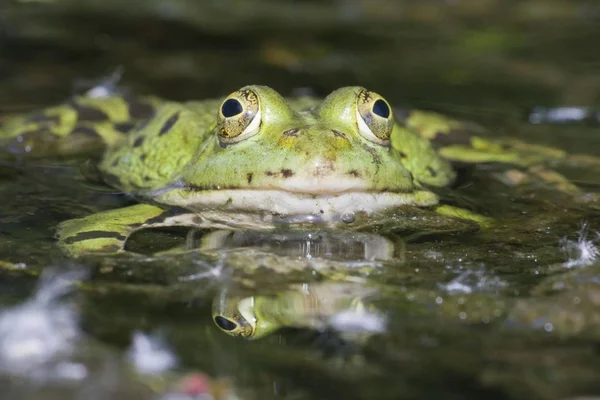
[153,188,439,220]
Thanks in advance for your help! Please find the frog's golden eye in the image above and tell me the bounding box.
[356,89,394,145]
[217,88,261,142]
[214,316,238,332]
[213,315,255,338]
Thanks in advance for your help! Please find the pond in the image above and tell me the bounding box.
[1,1,600,399]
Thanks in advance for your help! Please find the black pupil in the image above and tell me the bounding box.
[215,316,237,331]
[221,99,244,117]
[372,99,390,118]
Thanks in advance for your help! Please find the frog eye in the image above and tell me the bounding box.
[214,316,238,331]
[213,314,255,337]
[217,88,262,142]
[356,89,394,145]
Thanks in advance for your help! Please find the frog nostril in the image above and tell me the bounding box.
[282,128,300,136]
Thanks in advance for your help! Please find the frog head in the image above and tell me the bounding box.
[156,85,441,218]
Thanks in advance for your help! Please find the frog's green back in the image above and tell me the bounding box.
[99,100,222,192]
[390,125,456,188]
[0,95,159,157]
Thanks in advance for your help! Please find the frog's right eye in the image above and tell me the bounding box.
[221,99,244,117]
[217,88,261,141]
[356,89,394,145]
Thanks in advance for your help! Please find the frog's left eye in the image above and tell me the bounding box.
[356,89,394,145]
[213,314,255,338]
[214,316,238,331]
[217,88,262,142]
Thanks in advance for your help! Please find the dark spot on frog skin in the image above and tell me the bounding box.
[264,169,294,178]
[114,122,136,133]
[347,169,361,177]
[140,154,147,161]
[159,112,180,136]
[362,144,381,165]
[71,126,100,137]
[427,166,438,177]
[133,136,144,147]
[63,230,127,244]
[143,207,185,225]
[26,114,61,125]
[331,129,346,138]
[397,150,408,158]
[247,172,253,184]
[283,128,299,136]
[111,159,119,167]
[143,176,151,182]
[71,102,109,122]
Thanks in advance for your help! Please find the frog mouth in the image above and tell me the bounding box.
[153,187,439,218]
[268,176,378,194]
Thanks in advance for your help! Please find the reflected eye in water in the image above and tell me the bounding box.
[212,292,259,338]
[214,316,238,331]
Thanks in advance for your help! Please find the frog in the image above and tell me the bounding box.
[1,84,597,257]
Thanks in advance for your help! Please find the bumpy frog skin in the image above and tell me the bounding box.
[1,84,596,256]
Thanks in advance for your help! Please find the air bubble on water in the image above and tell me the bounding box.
[178,256,226,282]
[560,222,599,268]
[328,309,387,334]
[126,331,177,376]
[440,266,507,294]
[0,268,84,380]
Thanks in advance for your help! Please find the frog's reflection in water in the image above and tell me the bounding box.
[189,229,398,341]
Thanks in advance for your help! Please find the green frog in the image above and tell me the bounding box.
[1,85,596,257]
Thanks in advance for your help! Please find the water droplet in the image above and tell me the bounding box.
[341,212,355,223]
